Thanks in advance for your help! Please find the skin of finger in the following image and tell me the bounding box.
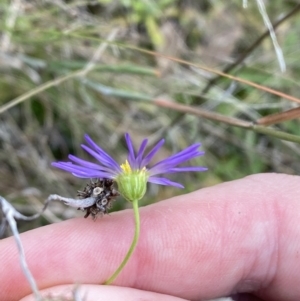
[20,284,188,301]
[0,173,300,301]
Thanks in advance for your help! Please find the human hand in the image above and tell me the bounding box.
[1,173,299,301]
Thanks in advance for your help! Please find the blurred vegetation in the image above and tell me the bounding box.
[0,0,300,230]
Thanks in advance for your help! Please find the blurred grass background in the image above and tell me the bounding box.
[1,0,300,230]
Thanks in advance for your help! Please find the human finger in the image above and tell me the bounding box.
[1,174,300,301]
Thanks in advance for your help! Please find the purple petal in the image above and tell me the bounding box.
[160,144,202,163]
[84,134,121,171]
[72,171,115,178]
[52,162,109,176]
[149,145,205,175]
[141,139,165,167]
[68,155,118,176]
[81,145,121,173]
[148,176,184,188]
[68,155,117,174]
[136,138,148,167]
[125,133,137,169]
[149,153,204,175]
[51,162,81,173]
[150,146,199,170]
[68,155,106,169]
[51,162,113,178]
[164,166,208,173]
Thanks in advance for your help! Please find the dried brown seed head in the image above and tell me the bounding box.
[77,179,119,219]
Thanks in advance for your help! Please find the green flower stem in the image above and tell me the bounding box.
[104,199,140,285]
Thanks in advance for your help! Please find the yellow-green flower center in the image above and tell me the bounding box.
[116,160,148,202]
[120,160,134,174]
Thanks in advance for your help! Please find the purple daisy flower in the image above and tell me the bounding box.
[52,133,207,201]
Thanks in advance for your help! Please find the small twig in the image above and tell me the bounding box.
[154,98,300,144]
[153,98,252,128]
[0,195,90,301]
[47,194,97,209]
[26,196,62,224]
[0,196,47,301]
[256,106,300,126]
